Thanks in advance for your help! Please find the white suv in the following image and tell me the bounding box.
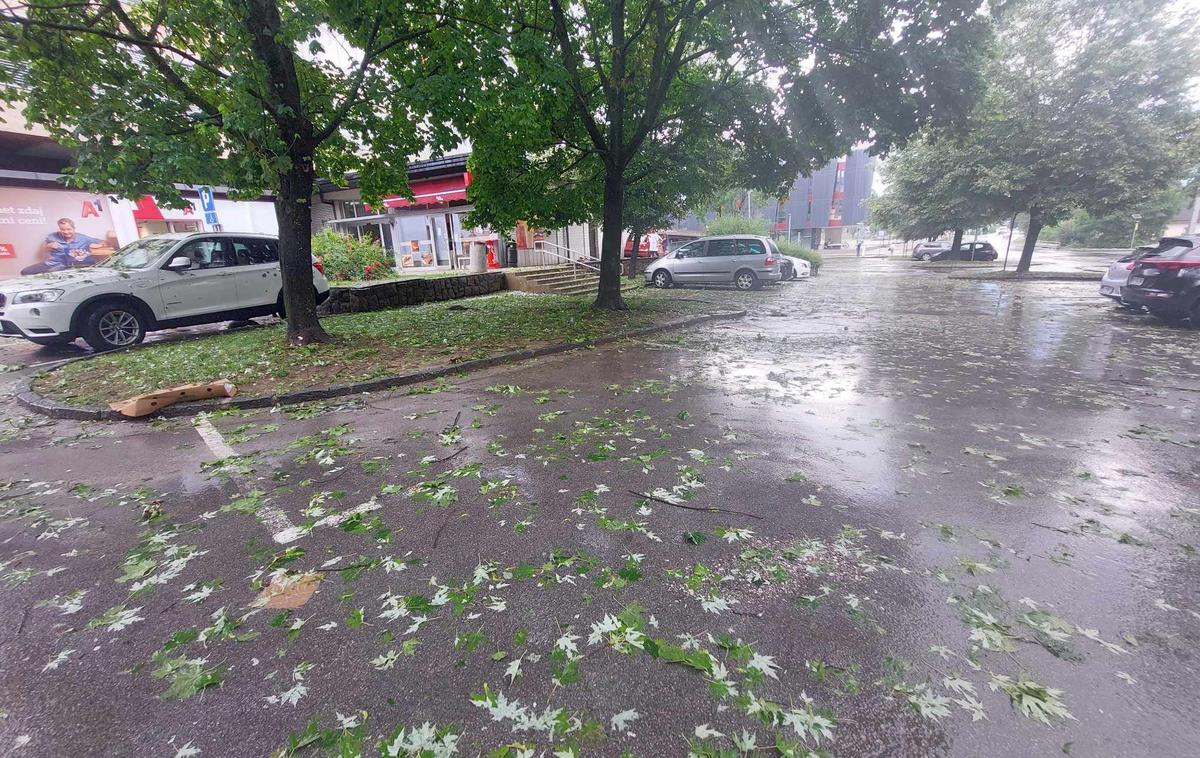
[0,233,330,351]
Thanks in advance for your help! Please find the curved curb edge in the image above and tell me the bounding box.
[18,310,747,421]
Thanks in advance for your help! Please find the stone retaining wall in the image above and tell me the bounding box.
[319,272,507,315]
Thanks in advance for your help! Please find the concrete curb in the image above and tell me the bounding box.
[948,271,1102,282]
[18,310,747,421]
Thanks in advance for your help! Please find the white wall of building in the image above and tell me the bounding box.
[109,193,277,246]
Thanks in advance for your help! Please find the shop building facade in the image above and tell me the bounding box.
[0,105,278,280]
[313,154,598,271]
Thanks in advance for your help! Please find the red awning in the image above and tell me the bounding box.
[132,195,197,220]
[382,173,470,209]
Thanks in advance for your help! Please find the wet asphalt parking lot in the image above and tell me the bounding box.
[0,255,1197,757]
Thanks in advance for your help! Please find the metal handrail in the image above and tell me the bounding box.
[531,240,601,276]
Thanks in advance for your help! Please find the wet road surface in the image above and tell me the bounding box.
[1,258,1197,757]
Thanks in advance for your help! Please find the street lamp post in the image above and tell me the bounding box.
[1129,213,1142,249]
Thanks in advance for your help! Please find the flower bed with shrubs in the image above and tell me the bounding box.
[311,230,396,282]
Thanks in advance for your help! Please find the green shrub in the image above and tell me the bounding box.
[311,230,395,281]
[776,240,823,273]
[704,214,772,236]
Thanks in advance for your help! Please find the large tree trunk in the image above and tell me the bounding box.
[950,228,964,254]
[276,162,330,345]
[1016,213,1043,274]
[244,0,329,345]
[595,169,627,310]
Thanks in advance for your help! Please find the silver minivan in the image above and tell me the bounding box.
[644,235,783,290]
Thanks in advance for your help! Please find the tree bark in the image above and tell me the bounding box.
[595,169,628,310]
[626,230,642,278]
[1016,212,1043,274]
[244,0,329,345]
[276,164,330,344]
[950,228,964,254]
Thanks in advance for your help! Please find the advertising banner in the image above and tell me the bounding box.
[0,187,119,279]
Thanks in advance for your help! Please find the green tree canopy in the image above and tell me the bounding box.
[872,132,1000,245]
[466,0,990,308]
[1053,185,1188,249]
[1,0,479,343]
[888,0,1199,271]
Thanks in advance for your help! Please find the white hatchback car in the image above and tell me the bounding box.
[0,233,330,351]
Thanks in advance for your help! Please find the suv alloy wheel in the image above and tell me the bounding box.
[83,301,147,351]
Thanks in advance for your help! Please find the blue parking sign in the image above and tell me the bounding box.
[198,186,216,213]
[198,186,219,227]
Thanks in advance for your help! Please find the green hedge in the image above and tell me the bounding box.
[704,214,772,236]
[776,240,823,273]
[311,230,395,281]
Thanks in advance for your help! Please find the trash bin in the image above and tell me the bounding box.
[469,241,487,273]
[505,241,518,268]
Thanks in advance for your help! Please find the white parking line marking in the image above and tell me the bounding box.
[260,506,296,537]
[273,499,381,544]
[194,415,296,538]
[194,416,238,460]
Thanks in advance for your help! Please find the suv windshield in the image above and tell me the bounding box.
[97,237,178,269]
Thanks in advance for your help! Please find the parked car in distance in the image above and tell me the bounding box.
[779,256,811,281]
[1100,245,1157,304]
[0,232,330,351]
[644,235,782,290]
[917,242,999,262]
[1121,235,1200,323]
[822,241,848,250]
[911,241,951,259]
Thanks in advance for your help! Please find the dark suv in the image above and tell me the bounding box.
[917,242,998,261]
[1122,235,1200,323]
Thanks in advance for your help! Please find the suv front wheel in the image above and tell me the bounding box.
[82,301,147,352]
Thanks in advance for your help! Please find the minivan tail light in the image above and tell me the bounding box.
[764,256,776,266]
[313,259,325,275]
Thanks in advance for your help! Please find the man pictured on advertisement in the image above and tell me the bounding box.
[20,218,109,275]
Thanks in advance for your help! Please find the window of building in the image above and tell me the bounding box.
[335,200,371,219]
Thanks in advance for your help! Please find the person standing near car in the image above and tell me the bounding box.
[21,218,106,275]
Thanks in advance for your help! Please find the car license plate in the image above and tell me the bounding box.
[1129,276,1144,286]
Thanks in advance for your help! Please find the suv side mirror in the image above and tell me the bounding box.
[166,256,193,271]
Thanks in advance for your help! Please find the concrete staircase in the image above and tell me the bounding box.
[505,265,641,296]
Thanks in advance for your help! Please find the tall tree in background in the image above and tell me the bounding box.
[872,132,1000,250]
[468,0,989,310]
[965,0,1196,272]
[0,0,475,344]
